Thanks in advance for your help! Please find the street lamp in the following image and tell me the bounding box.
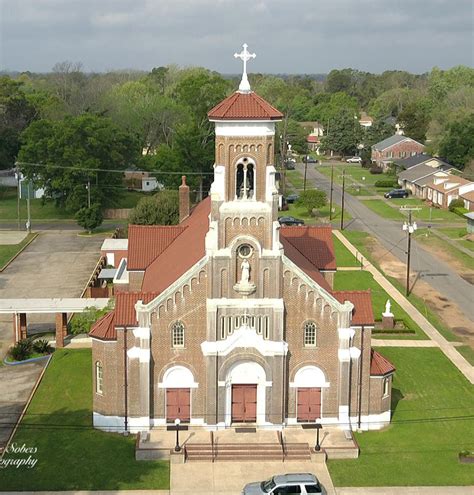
[402,214,417,296]
[174,418,181,452]
[315,423,323,451]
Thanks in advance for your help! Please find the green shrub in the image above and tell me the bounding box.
[69,306,111,335]
[374,179,398,188]
[9,338,34,361]
[452,206,469,217]
[33,339,53,354]
[296,189,327,215]
[448,198,465,212]
[369,166,383,175]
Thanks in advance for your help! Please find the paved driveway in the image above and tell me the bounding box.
[0,230,106,358]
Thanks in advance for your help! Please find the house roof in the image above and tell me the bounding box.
[460,190,474,202]
[279,226,336,271]
[127,225,187,271]
[370,349,396,376]
[141,197,211,293]
[464,212,474,220]
[307,135,320,143]
[398,164,452,183]
[101,238,129,251]
[207,91,283,121]
[333,290,374,326]
[393,154,432,169]
[372,134,423,151]
[426,176,472,193]
[89,311,116,341]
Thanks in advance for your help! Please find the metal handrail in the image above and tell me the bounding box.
[278,430,286,462]
[210,431,215,463]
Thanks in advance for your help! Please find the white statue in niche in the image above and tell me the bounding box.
[383,299,393,317]
[240,259,250,284]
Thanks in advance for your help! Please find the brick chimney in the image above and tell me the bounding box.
[179,175,190,223]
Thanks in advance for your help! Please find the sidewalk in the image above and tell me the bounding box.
[373,339,439,347]
[336,488,473,495]
[334,230,474,384]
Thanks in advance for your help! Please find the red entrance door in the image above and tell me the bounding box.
[232,384,257,422]
[297,388,321,422]
[166,388,190,422]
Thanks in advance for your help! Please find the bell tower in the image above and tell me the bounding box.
[206,43,284,300]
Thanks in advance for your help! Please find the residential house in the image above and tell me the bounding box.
[124,169,160,192]
[90,70,394,436]
[397,157,453,198]
[359,112,373,128]
[299,121,324,154]
[465,212,474,234]
[425,175,474,209]
[371,134,425,171]
[459,190,474,212]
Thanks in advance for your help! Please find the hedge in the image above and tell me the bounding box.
[374,179,398,188]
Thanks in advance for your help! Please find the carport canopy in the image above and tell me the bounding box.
[0,298,110,314]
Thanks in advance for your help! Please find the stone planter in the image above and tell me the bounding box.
[3,354,51,366]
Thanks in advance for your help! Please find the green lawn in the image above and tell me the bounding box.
[0,233,37,269]
[333,234,360,267]
[328,348,474,486]
[334,271,427,339]
[342,230,461,342]
[438,227,474,252]
[361,199,405,220]
[394,198,462,223]
[0,349,169,491]
[279,202,349,225]
[456,345,474,366]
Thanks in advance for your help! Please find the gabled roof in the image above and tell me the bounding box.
[280,226,336,271]
[372,134,423,151]
[89,311,116,341]
[393,153,433,169]
[208,91,283,121]
[127,225,186,271]
[426,176,472,193]
[370,349,396,376]
[141,197,211,293]
[398,164,452,183]
[333,290,374,326]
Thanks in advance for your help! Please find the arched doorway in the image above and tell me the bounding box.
[292,365,329,423]
[161,366,197,423]
[224,361,268,426]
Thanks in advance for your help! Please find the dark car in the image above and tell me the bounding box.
[285,161,296,170]
[285,194,299,204]
[306,156,317,163]
[384,189,409,199]
[242,473,326,494]
[279,216,305,226]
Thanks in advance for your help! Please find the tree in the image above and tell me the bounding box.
[75,204,103,232]
[308,92,359,127]
[129,190,179,225]
[321,108,362,156]
[297,189,327,215]
[398,100,431,143]
[439,114,474,170]
[19,114,139,211]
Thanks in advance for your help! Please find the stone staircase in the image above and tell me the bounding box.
[184,441,311,462]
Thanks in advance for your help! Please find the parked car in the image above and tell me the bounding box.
[303,156,317,163]
[285,193,299,204]
[285,160,296,170]
[384,189,409,199]
[279,216,305,226]
[346,156,362,163]
[242,473,326,494]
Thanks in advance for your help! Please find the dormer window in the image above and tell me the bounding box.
[236,158,255,200]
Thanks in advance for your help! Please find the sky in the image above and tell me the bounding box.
[1,0,473,74]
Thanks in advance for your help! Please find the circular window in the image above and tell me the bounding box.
[238,244,252,258]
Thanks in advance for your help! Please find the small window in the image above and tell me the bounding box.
[172,321,185,348]
[238,244,252,258]
[383,377,390,397]
[304,321,317,347]
[273,486,301,494]
[95,361,103,395]
[305,484,322,493]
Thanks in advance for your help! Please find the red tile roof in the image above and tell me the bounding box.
[89,311,116,341]
[460,190,474,202]
[280,226,336,271]
[370,349,396,376]
[307,135,320,143]
[141,197,210,293]
[208,91,283,120]
[127,225,186,271]
[281,236,332,292]
[333,290,374,326]
[115,292,160,327]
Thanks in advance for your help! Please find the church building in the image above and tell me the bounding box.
[90,45,394,434]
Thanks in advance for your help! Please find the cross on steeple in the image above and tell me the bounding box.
[234,43,256,93]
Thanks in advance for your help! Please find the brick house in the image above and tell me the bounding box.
[425,175,474,209]
[372,134,425,171]
[90,72,394,435]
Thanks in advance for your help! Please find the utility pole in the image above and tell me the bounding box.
[86,180,91,208]
[26,180,31,233]
[15,164,21,231]
[339,170,352,230]
[400,207,421,296]
[329,164,334,220]
[303,156,308,191]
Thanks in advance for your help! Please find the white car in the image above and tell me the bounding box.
[346,156,362,163]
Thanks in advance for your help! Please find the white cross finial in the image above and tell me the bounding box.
[234,43,256,93]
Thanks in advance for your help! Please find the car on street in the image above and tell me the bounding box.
[285,193,299,204]
[384,189,409,199]
[278,216,305,226]
[242,473,326,494]
[303,156,318,163]
[346,156,362,163]
[285,160,296,170]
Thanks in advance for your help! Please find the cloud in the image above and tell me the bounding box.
[0,0,472,73]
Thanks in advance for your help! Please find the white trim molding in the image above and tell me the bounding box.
[158,365,199,389]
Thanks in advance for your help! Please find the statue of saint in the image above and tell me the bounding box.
[240,259,250,284]
[385,299,392,315]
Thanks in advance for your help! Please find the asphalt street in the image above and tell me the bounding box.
[298,163,474,322]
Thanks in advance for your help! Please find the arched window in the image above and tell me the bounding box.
[172,321,185,348]
[235,158,255,199]
[303,321,317,347]
[95,361,103,395]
